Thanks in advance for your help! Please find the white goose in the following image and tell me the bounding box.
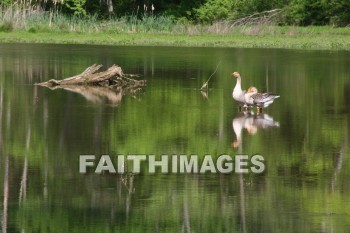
[245,86,280,113]
[232,72,247,110]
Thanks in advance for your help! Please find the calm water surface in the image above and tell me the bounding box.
[0,44,349,233]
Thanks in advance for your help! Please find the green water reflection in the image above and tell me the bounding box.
[0,44,349,233]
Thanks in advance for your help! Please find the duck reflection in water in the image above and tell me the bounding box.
[232,111,280,148]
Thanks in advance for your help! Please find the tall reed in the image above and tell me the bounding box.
[3,5,347,36]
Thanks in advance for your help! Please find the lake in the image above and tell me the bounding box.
[0,43,349,233]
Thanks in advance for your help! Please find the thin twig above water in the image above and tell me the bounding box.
[200,61,221,90]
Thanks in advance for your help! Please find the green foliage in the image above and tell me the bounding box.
[285,0,350,26]
[65,0,87,15]
[194,0,234,23]
[27,24,51,33]
[28,27,36,33]
[329,0,350,26]
[160,0,204,19]
[0,20,13,32]
[286,0,329,25]
[0,0,350,27]
[0,0,12,6]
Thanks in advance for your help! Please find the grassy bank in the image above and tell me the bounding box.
[1,6,350,50]
[1,29,350,50]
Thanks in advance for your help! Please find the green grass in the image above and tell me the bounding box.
[1,6,350,50]
[1,29,350,50]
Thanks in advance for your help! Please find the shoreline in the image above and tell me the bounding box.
[1,31,350,51]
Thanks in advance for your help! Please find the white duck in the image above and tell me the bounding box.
[245,86,280,113]
[232,72,247,110]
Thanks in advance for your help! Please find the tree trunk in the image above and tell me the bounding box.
[108,0,114,19]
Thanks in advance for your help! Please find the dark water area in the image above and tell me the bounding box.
[0,43,349,232]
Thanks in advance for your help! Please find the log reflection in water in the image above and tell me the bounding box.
[47,84,146,105]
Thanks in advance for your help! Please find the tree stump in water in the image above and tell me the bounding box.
[36,64,146,87]
[36,64,146,105]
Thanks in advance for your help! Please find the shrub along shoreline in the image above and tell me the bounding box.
[0,6,350,50]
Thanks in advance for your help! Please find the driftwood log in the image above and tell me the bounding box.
[36,64,146,105]
[36,64,145,87]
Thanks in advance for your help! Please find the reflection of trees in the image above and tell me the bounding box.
[0,80,348,233]
[1,46,350,233]
[331,133,348,192]
[236,126,247,233]
[121,173,135,218]
[19,157,28,205]
[2,156,9,233]
[182,195,191,233]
